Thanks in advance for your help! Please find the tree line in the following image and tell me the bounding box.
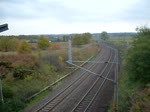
[0,36,50,53]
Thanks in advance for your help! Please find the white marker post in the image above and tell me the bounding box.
[68,38,72,64]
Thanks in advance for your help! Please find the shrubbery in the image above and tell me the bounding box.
[0,37,19,52]
[17,40,31,54]
[110,26,150,112]
[37,36,50,50]
[127,27,150,85]
[72,33,92,45]
[0,54,38,79]
[0,40,99,111]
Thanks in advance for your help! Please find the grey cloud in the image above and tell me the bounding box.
[1,0,150,24]
[0,0,115,23]
[0,0,82,22]
[117,0,150,22]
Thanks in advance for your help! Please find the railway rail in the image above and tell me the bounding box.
[26,43,118,112]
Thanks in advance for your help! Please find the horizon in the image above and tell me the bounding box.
[0,31,137,36]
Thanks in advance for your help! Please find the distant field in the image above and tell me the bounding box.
[109,37,133,42]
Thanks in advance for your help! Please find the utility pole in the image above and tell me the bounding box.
[0,23,9,104]
[0,79,4,104]
[68,36,72,64]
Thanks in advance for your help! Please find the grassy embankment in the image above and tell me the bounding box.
[108,37,150,112]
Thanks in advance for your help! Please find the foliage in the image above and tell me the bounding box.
[11,38,19,51]
[37,36,50,50]
[0,98,25,112]
[101,31,109,40]
[0,37,18,52]
[51,42,61,50]
[63,35,69,42]
[0,41,98,112]
[72,32,92,45]
[82,33,92,44]
[0,54,38,79]
[127,26,150,85]
[108,27,150,112]
[42,54,65,71]
[17,40,31,54]
[130,85,150,112]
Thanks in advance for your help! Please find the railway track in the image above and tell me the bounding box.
[71,47,116,112]
[26,43,117,112]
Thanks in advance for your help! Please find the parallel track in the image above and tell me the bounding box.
[71,46,115,112]
[27,43,116,112]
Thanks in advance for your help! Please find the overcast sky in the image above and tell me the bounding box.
[0,0,150,35]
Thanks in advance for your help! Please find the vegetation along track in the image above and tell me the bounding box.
[26,43,116,112]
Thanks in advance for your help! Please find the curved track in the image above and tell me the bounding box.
[26,43,117,112]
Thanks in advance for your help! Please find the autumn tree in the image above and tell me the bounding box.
[51,43,61,50]
[0,37,12,52]
[37,36,50,50]
[11,38,19,51]
[82,32,92,43]
[0,37,20,52]
[72,34,83,45]
[72,32,92,45]
[101,31,109,40]
[17,40,31,54]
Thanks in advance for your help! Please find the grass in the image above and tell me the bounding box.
[26,90,50,108]
[109,37,133,42]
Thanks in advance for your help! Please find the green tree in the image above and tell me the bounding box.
[72,34,83,45]
[101,31,109,40]
[37,36,50,50]
[72,32,92,45]
[127,26,150,85]
[17,40,31,54]
[82,32,92,43]
[11,38,19,51]
[0,37,12,52]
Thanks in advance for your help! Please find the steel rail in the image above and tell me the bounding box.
[27,55,93,101]
[67,61,115,83]
[36,50,106,112]
[70,47,114,112]
[83,49,116,112]
[35,44,107,112]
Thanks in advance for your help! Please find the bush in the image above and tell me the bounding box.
[72,33,91,45]
[0,37,13,52]
[37,36,50,50]
[17,40,31,54]
[42,54,65,71]
[51,43,61,50]
[127,26,150,85]
[0,54,39,79]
